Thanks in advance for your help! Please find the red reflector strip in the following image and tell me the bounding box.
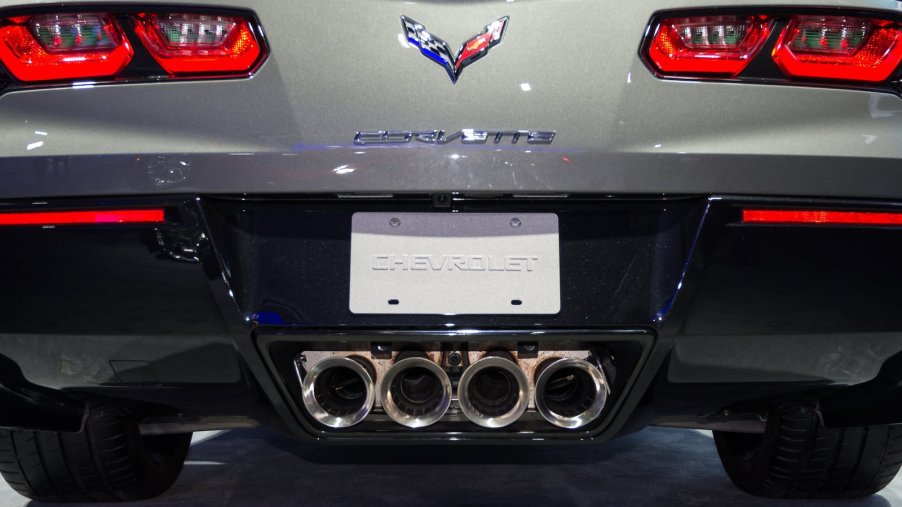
[743,209,902,226]
[0,209,165,226]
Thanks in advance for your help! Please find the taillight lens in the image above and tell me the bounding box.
[648,15,772,76]
[0,13,132,81]
[772,16,902,82]
[134,13,262,75]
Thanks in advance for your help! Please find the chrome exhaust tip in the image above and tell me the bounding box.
[534,358,608,429]
[300,356,375,428]
[380,356,452,428]
[458,353,529,428]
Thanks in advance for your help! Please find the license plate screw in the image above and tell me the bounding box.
[510,217,521,228]
[389,217,401,228]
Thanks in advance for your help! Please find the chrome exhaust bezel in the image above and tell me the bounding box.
[458,356,529,428]
[534,358,608,429]
[300,356,375,429]
[379,356,452,428]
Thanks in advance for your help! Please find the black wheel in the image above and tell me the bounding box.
[714,402,902,498]
[0,399,191,502]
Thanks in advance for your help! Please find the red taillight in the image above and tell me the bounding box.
[772,16,902,82]
[647,15,773,76]
[134,13,262,75]
[0,13,133,82]
[743,209,902,226]
[0,209,165,226]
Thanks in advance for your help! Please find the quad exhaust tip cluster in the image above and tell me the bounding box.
[298,349,609,430]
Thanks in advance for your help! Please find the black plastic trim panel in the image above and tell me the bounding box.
[0,194,900,439]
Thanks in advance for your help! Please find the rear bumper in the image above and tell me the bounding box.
[0,353,85,432]
[1,194,900,440]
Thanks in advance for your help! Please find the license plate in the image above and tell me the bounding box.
[349,212,560,315]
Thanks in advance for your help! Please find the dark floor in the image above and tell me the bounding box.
[1,427,900,506]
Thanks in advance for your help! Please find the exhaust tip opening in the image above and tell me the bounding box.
[380,357,451,428]
[535,358,608,429]
[459,356,529,428]
[301,356,375,428]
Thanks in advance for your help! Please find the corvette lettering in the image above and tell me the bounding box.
[354,129,555,145]
[372,254,538,272]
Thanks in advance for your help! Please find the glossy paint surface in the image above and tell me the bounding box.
[0,0,897,199]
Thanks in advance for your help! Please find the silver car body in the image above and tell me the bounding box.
[0,0,898,200]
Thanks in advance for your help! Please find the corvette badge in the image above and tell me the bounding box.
[401,16,509,83]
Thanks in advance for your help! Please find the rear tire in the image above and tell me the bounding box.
[714,402,902,498]
[0,399,190,502]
